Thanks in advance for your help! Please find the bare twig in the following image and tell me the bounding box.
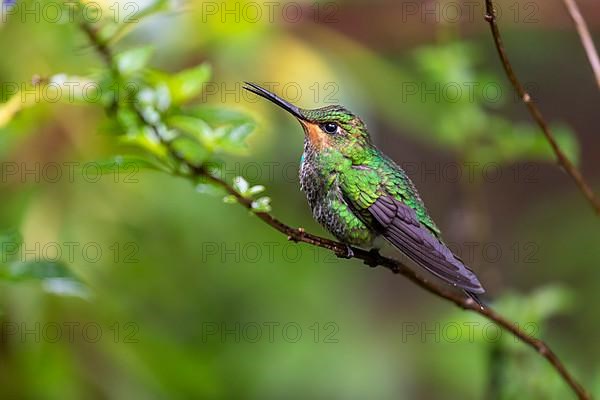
[562,0,600,88]
[80,19,591,400]
[79,22,112,67]
[484,0,600,216]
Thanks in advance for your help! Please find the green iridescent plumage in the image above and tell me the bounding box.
[244,82,485,297]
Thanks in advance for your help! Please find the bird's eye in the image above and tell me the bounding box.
[322,122,338,134]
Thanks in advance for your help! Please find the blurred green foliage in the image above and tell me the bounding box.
[0,0,598,399]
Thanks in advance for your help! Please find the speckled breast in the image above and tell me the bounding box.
[299,147,375,247]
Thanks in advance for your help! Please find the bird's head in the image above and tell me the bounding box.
[244,82,371,156]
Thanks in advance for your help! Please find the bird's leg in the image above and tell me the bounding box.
[336,244,354,259]
[364,248,381,268]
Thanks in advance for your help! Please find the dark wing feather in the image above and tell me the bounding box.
[369,196,485,294]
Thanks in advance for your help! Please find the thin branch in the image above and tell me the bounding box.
[79,22,113,68]
[484,0,600,216]
[205,172,591,400]
[79,19,591,400]
[562,0,600,89]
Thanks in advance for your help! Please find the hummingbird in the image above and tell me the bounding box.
[243,82,485,302]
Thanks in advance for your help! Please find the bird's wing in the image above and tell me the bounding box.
[338,165,484,294]
[368,195,485,293]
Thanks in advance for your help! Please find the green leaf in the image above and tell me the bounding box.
[224,122,254,143]
[151,63,212,105]
[171,136,210,165]
[91,155,168,177]
[223,195,237,204]
[248,185,265,196]
[215,122,255,155]
[42,278,89,298]
[528,285,574,320]
[251,196,272,213]
[118,128,170,159]
[188,105,253,126]
[413,42,477,84]
[550,124,579,165]
[0,230,23,265]
[195,177,226,196]
[493,285,573,333]
[116,46,154,76]
[167,115,215,146]
[171,64,211,104]
[470,120,580,165]
[115,107,142,135]
[233,176,250,196]
[5,261,75,281]
[168,111,255,155]
[135,85,171,111]
[232,176,249,194]
[143,64,210,107]
[0,261,89,298]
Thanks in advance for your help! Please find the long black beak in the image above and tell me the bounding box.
[243,82,305,120]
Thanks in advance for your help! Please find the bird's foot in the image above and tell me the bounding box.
[364,248,381,268]
[336,245,354,259]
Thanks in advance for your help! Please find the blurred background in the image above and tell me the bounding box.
[1,0,599,398]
